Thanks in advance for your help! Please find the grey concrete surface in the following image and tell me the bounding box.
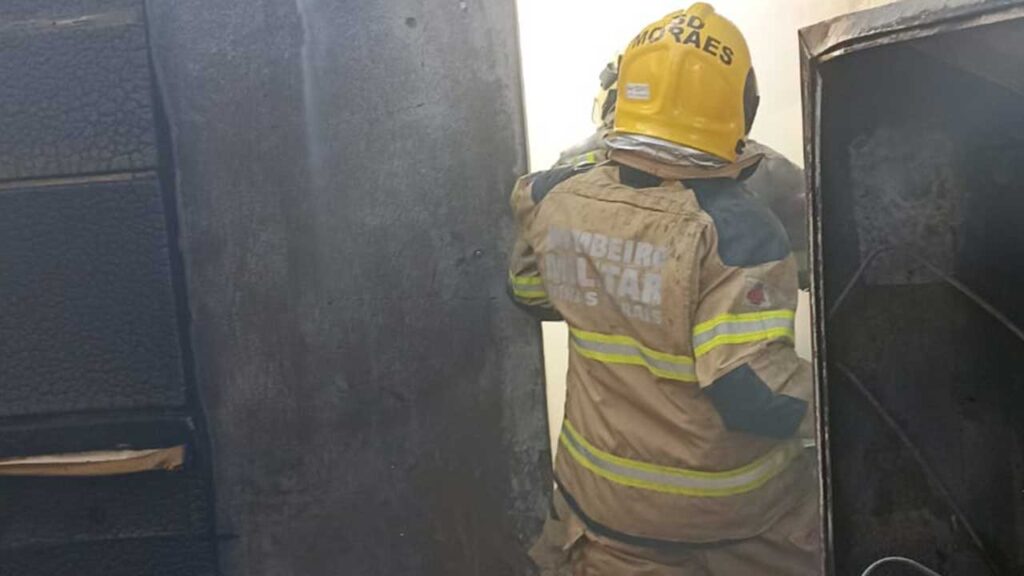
[147,1,550,574]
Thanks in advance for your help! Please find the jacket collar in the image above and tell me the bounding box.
[608,149,763,182]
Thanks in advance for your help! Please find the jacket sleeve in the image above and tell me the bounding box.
[507,173,561,321]
[692,191,814,440]
[741,143,811,291]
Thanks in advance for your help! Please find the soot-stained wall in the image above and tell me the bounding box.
[146,1,550,574]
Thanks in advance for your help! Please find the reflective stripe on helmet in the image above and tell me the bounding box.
[693,310,795,357]
[560,419,801,497]
[569,327,696,382]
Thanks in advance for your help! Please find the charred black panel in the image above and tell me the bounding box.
[0,0,157,181]
[0,413,194,458]
[0,472,212,549]
[0,1,217,573]
[3,537,217,576]
[813,20,1024,576]
[0,176,186,416]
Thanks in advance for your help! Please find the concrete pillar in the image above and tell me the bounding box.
[147,1,550,574]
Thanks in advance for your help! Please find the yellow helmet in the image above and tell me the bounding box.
[614,3,759,162]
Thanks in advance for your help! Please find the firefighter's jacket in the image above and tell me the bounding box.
[556,136,810,289]
[508,153,815,544]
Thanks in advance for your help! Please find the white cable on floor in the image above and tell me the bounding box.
[861,556,944,576]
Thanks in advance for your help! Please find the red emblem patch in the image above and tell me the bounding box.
[746,283,767,306]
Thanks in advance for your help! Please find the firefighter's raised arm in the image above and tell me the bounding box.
[691,179,814,439]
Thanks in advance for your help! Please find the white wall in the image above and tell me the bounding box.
[516,0,896,457]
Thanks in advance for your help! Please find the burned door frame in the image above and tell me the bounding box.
[800,1,1024,574]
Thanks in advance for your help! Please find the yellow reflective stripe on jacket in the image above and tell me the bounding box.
[569,327,696,382]
[560,419,801,497]
[576,151,600,167]
[510,274,547,299]
[692,310,796,357]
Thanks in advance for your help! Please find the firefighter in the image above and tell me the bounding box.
[556,56,810,290]
[508,4,819,574]
[551,57,619,172]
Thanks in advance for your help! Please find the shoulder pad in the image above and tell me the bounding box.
[690,178,790,267]
[531,165,591,204]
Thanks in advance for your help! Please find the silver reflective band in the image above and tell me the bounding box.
[569,328,696,382]
[560,420,801,497]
